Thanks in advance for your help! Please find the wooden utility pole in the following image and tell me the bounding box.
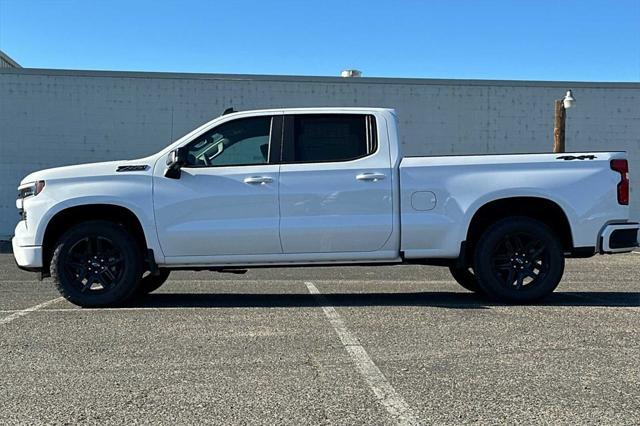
[553,99,566,153]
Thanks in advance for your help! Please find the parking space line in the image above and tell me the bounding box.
[0,297,64,325]
[304,281,421,426]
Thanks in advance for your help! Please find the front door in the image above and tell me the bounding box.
[153,114,283,258]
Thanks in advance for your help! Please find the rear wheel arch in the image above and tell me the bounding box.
[464,197,574,259]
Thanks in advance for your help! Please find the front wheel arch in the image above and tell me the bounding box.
[42,204,148,274]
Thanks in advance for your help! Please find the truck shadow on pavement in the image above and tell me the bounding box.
[132,291,640,309]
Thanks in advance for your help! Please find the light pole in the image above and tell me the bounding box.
[552,90,576,153]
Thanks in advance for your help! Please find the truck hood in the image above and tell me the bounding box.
[20,157,156,186]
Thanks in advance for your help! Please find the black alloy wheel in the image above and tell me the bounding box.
[473,217,564,303]
[50,221,143,307]
[490,232,549,290]
[64,235,125,293]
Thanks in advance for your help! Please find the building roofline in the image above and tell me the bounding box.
[0,50,21,68]
[0,67,638,89]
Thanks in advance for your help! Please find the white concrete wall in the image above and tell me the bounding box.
[1,68,639,239]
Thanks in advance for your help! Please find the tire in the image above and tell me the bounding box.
[135,269,171,296]
[50,220,143,308]
[448,264,483,293]
[473,217,564,303]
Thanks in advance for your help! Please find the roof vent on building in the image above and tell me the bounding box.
[341,69,362,78]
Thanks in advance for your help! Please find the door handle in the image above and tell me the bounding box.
[356,172,386,182]
[243,176,273,185]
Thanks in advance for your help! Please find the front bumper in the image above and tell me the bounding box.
[12,215,43,270]
[599,223,639,254]
[12,237,43,270]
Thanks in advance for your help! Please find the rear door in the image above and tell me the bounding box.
[278,113,393,253]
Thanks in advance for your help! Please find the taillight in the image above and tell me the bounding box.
[610,159,629,205]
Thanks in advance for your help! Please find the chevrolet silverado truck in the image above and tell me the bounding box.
[13,107,639,307]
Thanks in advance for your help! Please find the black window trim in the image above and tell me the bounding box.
[181,115,283,169]
[281,113,378,165]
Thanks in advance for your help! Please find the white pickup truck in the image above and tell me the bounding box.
[13,107,639,307]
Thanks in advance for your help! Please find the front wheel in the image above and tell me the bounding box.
[50,221,143,308]
[136,269,171,296]
[473,217,564,303]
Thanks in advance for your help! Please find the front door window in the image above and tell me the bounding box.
[185,116,272,167]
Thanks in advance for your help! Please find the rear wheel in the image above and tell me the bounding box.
[448,264,483,293]
[473,217,564,303]
[50,221,143,308]
[136,269,171,296]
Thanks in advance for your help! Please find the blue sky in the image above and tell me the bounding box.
[0,0,638,82]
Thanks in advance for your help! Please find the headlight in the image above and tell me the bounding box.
[18,180,46,199]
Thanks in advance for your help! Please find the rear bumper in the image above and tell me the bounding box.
[599,223,639,254]
[12,237,43,270]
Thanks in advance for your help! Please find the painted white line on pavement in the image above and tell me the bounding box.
[0,297,64,325]
[304,281,421,426]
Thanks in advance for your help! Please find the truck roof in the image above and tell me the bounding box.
[222,107,396,116]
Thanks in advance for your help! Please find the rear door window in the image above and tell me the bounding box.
[283,114,377,163]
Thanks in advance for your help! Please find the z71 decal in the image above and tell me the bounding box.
[116,165,149,172]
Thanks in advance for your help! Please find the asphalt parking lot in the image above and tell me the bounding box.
[1,253,638,425]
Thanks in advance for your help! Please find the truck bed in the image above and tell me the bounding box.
[398,151,628,259]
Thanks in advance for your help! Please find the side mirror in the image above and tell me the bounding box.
[164,147,188,179]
